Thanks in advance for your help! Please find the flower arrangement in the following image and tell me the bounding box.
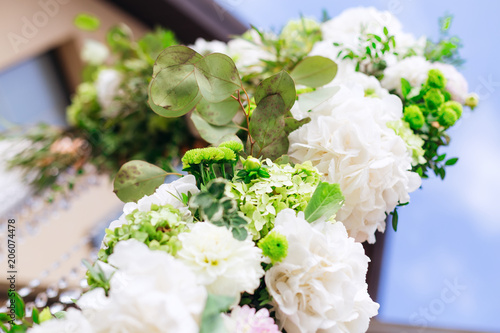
[3,6,478,333]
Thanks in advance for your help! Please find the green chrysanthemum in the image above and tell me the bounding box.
[258,231,288,264]
[218,140,244,153]
[218,146,236,161]
[403,105,425,130]
[438,108,458,127]
[440,101,463,119]
[424,88,445,110]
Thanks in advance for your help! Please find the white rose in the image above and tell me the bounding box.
[266,209,379,333]
[177,222,264,299]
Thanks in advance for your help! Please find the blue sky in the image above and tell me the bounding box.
[217,1,500,331]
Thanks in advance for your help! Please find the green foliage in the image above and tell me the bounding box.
[83,259,113,293]
[425,15,464,66]
[290,56,338,88]
[190,179,250,240]
[74,13,100,31]
[0,293,52,332]
[304,182,345,223]
[196,96,240,126]
[190,113,239,145]
[98,204,188,263]
[113,160,172,202]
[199,294,234,333]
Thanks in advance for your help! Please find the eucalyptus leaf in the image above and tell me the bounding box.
[191,112,239,144]
[200,294,234,333]
[195,53,241,103]
[254,71,296,111]
[113,160,171,202]
[298,86,340,112]
[290,56,338,88]
[304,182,345,223]
[196,96,240,126]
[147,80,199,118]
[153,45,202,76]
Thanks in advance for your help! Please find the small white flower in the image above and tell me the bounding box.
[265,209,379,333]
[81,39,109,65]
[94,69,123,110]
[190,38,228,55]
[177,222,264,299]
[29,308,94,333]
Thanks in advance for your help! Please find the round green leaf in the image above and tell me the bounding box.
[291,56,338,88]
[194,53,241,103]
[148,80,199,118]
[196,96,240,126]
[255,71,296,111]
[153,45,202,76]
[191,112,239,144]
[150,65,201,114]
[113,160,170,202]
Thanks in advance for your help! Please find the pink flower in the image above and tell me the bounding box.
[224,305,280,333]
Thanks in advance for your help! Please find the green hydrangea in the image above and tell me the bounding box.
[426,69,447,89]
[258,231,288,264]
[424,88,445,110]
[387,120,426,166]
[403,105,425,129]
[98,204,189,262]
[230,159,321,239]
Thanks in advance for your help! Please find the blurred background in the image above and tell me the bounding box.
[0,0,498,332]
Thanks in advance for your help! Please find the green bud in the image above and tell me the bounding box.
[244,156,261,171]
[440,101,463,119]
[438,108,458,127]
[465,93,479,109]
[403,105,425,129]
[258,231,289,264]
[424,88,445,110]
[218,140,243,153]
[426,69,447,89]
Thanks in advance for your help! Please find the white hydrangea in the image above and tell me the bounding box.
[320,7,425,57]
[81,39,109,65]
[79,239,207,333]
[29,308,94,333]
[288,84,421,243]
[265,209,379,333]
[177,222,264,299]
[108,175,199,230]
[94,68,123,110]
[432,62,469,103]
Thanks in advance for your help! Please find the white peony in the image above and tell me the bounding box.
[29,308,94,333]
[320,7,425,57]
[177,222,264,299]
[289,84,421,243]
[81,39,109,65]
[80,239,207,333]
[432,62,469,103]
[109,175,199,230]
[94,69,123,109]
[381,56,431,95]
[265,209,379,333]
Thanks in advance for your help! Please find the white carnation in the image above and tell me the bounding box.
[29,308,94,333]
[265,209,379,333]
[94,69,123,109]
[177,222,264,299]
[81,39,109,65]
[108,175,199,230]
[289,84,421,243]
[81,239,206,333]
[432,62,469,103]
